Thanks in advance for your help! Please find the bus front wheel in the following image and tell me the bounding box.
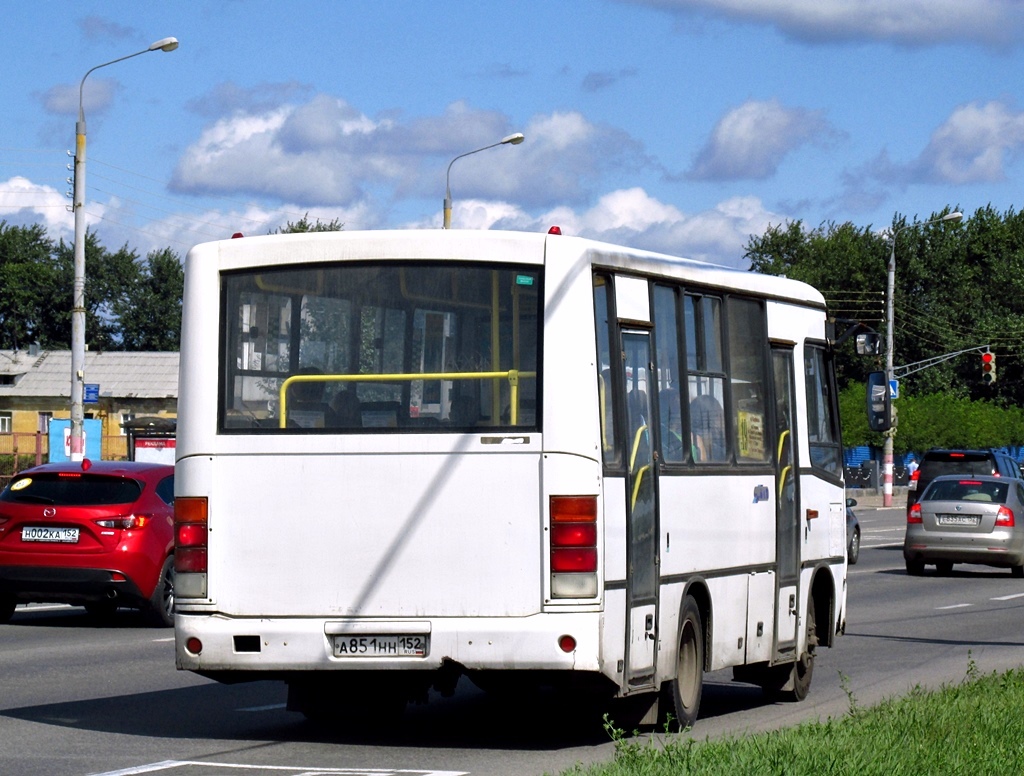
[660,595,703,731]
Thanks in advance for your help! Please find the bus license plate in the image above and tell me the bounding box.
[22,526,80,543]
[333,634,428,657]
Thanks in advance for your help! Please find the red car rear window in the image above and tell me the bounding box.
[1,473,144,506]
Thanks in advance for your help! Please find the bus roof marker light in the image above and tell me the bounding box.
[548,226,562,235]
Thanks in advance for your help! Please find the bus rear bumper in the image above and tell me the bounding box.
[174,612,604,676]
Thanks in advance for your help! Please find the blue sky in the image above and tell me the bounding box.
[2,0,1024,268]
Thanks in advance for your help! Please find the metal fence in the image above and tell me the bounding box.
[0,433,129,488]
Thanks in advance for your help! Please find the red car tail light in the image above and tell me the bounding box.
[95,515,149,529]
[997,506,1015,527]
[908,504,922,524]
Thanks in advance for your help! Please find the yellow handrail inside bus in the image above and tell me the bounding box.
[278,369,536,428]
[776,429,791,501]
[778,466,792,501]
[776,428,790,460]
[631,464,650,511]
[629,424,648,472]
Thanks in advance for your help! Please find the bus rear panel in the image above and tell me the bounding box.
[174,229,846,726]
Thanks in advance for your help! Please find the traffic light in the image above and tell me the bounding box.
[981,350,997,384]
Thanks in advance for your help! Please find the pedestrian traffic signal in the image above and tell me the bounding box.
[981,350,997,384]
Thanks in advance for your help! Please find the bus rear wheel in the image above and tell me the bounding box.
[660,595,703,731]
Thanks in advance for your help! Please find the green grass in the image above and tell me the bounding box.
[557,659,1024,775]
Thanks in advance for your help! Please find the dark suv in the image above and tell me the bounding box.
[907,449,1023,514]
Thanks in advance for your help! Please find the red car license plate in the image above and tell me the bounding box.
[21,526,80,543]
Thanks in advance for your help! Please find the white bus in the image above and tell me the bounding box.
[174,228,847,728]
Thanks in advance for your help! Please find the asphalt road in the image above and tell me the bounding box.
[3,504,1024,775]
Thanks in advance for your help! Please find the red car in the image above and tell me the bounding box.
[0,460,175,626]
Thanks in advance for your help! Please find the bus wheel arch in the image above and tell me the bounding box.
[808,564,836,650]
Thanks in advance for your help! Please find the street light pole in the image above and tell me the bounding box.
[443,132,524,229]
[883,210,962,505]
[70,37,178,462]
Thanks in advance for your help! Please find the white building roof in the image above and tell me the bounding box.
[0,350,178,400]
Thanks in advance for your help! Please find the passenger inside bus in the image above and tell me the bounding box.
[330,389,362,428]
[690,393,726,462]
[448,394,479,426]
[288,367,334,428]
[659,388,686,462]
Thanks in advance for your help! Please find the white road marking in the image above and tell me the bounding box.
[238,703,287,712]
[991,592,1024,601]
[16,603,77,612]
[89,762,468,775]
[936,603,972,610]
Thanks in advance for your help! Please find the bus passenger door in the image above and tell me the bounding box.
[772,346,800,658]
[621,331,659,689]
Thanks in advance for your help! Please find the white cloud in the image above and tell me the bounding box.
[171,94,646,209]
[100,200,380,256]
[414,188,784,268]
[915,101,1024,184]
[688,99,836,181]
[630,0,1024,47]
[42,79,118,116]
[171,104,379,203]
[0,176,75,235]
[564,189,786,267]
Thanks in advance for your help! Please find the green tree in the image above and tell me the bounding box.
[747,219,888,390]
[0,221,64,348]
[746,206,1024,452]
[113,247,184,351]
[272,213,344,233]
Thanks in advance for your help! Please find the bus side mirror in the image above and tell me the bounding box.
[856,332,880,355]
[866,371,891,432]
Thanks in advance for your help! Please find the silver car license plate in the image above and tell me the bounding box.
[22,526,80,543]
[936,515,980,527]
[332,634,428,657]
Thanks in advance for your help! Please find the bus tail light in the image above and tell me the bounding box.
[175,496,208,598]
[550,495,598,599]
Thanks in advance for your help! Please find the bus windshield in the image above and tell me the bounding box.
[220,261,541,433]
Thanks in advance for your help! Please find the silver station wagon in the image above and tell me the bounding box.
[904,474,1024,577]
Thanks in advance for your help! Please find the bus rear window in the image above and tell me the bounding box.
[220,262,541,433]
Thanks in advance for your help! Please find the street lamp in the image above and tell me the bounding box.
[443,132,525,229]
[69,37,179,462]
[882,209,963,505]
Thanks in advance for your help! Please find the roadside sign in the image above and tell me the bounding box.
[889,379,899,400]
[84,383,100,404]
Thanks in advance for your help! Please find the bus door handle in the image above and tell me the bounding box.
[789,594,797,616]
